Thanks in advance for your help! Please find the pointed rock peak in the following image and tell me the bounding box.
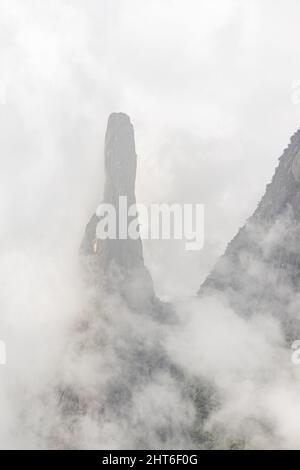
[107,111,131,125]
[80,113,155,308]
[104,112,137,205]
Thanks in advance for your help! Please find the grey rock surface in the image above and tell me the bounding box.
[200,128,300,338]
[80,112,155,309]
[53,114,195,450]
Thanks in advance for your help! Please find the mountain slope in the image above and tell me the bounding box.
[200,128,300,338]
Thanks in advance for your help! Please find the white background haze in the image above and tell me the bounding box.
[1,0,300,449]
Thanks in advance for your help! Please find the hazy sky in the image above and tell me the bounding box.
[2,0,300,450]
[1,0,300,297]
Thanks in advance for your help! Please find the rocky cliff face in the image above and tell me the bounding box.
[200,129,300,339]
[52,113,198,450]
[80,112,155,309]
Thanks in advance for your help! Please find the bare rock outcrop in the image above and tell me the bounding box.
[80,112,155,309]
[200,129,300,339]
